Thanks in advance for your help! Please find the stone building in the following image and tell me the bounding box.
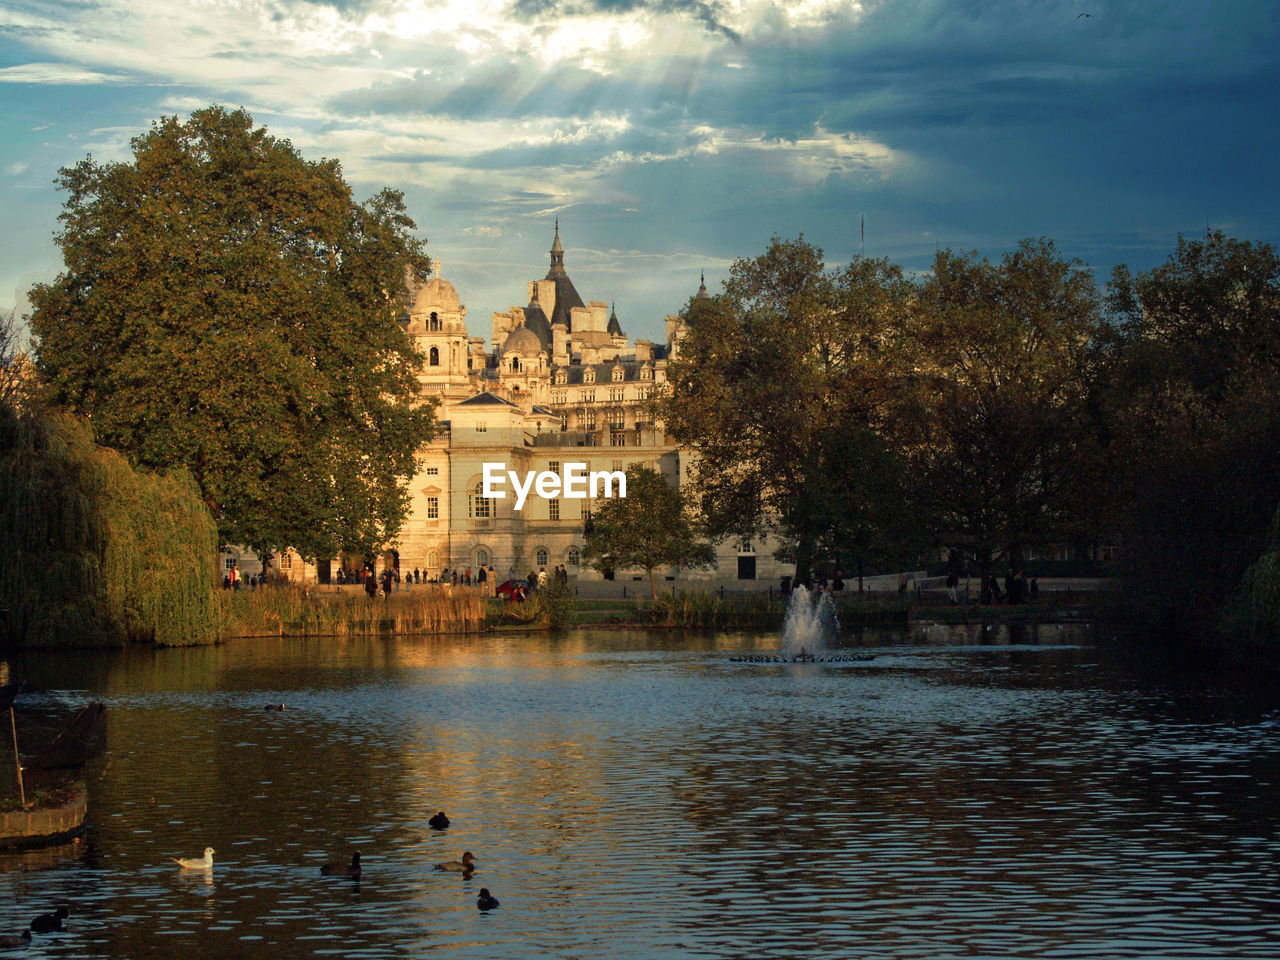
[262,223,785,587]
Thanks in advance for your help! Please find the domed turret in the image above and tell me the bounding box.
[413,273,461,314]
[503,324,542,357]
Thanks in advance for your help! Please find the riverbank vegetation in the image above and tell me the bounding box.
[220,585,487,638]
[0,405,219,647]
[664,230,1280,650]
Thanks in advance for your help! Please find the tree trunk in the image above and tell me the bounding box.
[648,567,658,600]
[794,535,815,589]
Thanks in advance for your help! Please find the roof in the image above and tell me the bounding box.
[413,274,461,313]
[503,324,543,356]
[456,391,519,407]
[545,221,585,330]
[606,302,623,337]
[523,293,553,351]
[554,360,654,385]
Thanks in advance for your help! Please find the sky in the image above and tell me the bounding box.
[2,0,1278,345]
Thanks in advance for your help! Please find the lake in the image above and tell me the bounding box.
[3,627,1279,958]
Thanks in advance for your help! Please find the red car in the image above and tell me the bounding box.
[495,580,527,601]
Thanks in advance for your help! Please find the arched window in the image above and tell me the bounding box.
[430,311,441,331]
[476,548,490,567]
[536,547,548,566]
[429,346,439,366]
[427,550,440,569]
[568,546,581,567]
[469,482,492,519]
[511,357,520,372]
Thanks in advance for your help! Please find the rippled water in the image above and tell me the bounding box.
[3,628,1280,958]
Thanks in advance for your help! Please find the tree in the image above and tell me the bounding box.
[661,238,915,584]
[28,106,437,560]
[891,239,1104,587]
[1099,231,1280,633]
[581,465,715,598]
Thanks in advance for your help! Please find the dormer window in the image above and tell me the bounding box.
[612,366,624,382]
[641,366,653,380]
[584,368,595,384]
[555,370,567,385]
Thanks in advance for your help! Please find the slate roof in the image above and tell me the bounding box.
[456,391,519,407]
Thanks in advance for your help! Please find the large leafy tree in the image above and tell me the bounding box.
[29,106,437,560]
[892,239,1104,583]
[582,465,715,598]
[661,237,914,584]
[1100,231,1280,632]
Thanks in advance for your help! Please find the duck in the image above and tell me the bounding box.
[434,851,476,872]
[170,848,215,869]
[320,852,362,877]
[428,811,450,830]
[29,905,68,933]
[0,931,30,947]
[476,888,500,911]
[264,704,286,711]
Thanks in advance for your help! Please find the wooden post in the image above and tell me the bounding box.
[8,706,24,808]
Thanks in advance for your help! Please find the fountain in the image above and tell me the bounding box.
[727,585,874,664]
[779,584,840,659]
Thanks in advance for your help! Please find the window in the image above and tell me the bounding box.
[581,389,596,403]
[632,432,642,446]
[584,368,596,384]
[549,499,560,521]
[609,387,624,402]
[611,432,627,446]
[560,414,568,432]
[429,346,439,366]
[536,547,549,566]
[280,553,293,569]
[225,558,237,570]
[555,370,567,384]
[582,503,592,525]
[584,412,596,431]
[636,387,650,401]
[568,546,581,567]
[430,312,440,331]
[552,391,567,404]
[641,366,653,380]
[426,497,439,519]
[476,422,487,433]
[740,540,754,553]
[609,410,625,429]
[476,548,490,567]
[469,483,491,519]
[612,366,624,382]
[548,461,560,473]
[511,357,520,372]
[426,466,439,476]
[427,550,440,569]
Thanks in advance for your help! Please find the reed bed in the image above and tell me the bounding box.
[648,591,782,629]
[221,584,488,638]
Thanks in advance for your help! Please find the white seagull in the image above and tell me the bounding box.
[171,847,215,869]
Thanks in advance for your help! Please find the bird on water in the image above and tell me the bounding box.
[320,852,362,877]
[171,848,215,869]
[29,906,68,933]
[0,931,31,946]
[434,851,476,872]
[428,811,450,830]
[476,888,500,911]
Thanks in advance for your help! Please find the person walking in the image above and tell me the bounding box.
[477,564,488,596]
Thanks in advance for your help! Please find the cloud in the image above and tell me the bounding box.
[0,62,128,84]
[5,161,31,176]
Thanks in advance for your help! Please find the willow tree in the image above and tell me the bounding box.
[29,106,437,560]
[661,238,913,584]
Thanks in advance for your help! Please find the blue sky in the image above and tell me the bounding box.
[3,0,1278,344]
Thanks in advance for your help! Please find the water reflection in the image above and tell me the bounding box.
[2,628,1279,958]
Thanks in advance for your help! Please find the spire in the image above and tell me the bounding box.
[695,270,710,301]
[607,300,623,337]
[548,218,566,276]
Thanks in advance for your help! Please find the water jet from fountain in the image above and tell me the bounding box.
[779,585,841,660]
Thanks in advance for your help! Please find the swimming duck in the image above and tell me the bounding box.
[171,848,215,869]
[30,906,69,933]
[434,851,476,872]
[0,931,30,946]
[264,704,286,711]
[320,852,362,877]
[476,888,500,911]
[428,811,450,830]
